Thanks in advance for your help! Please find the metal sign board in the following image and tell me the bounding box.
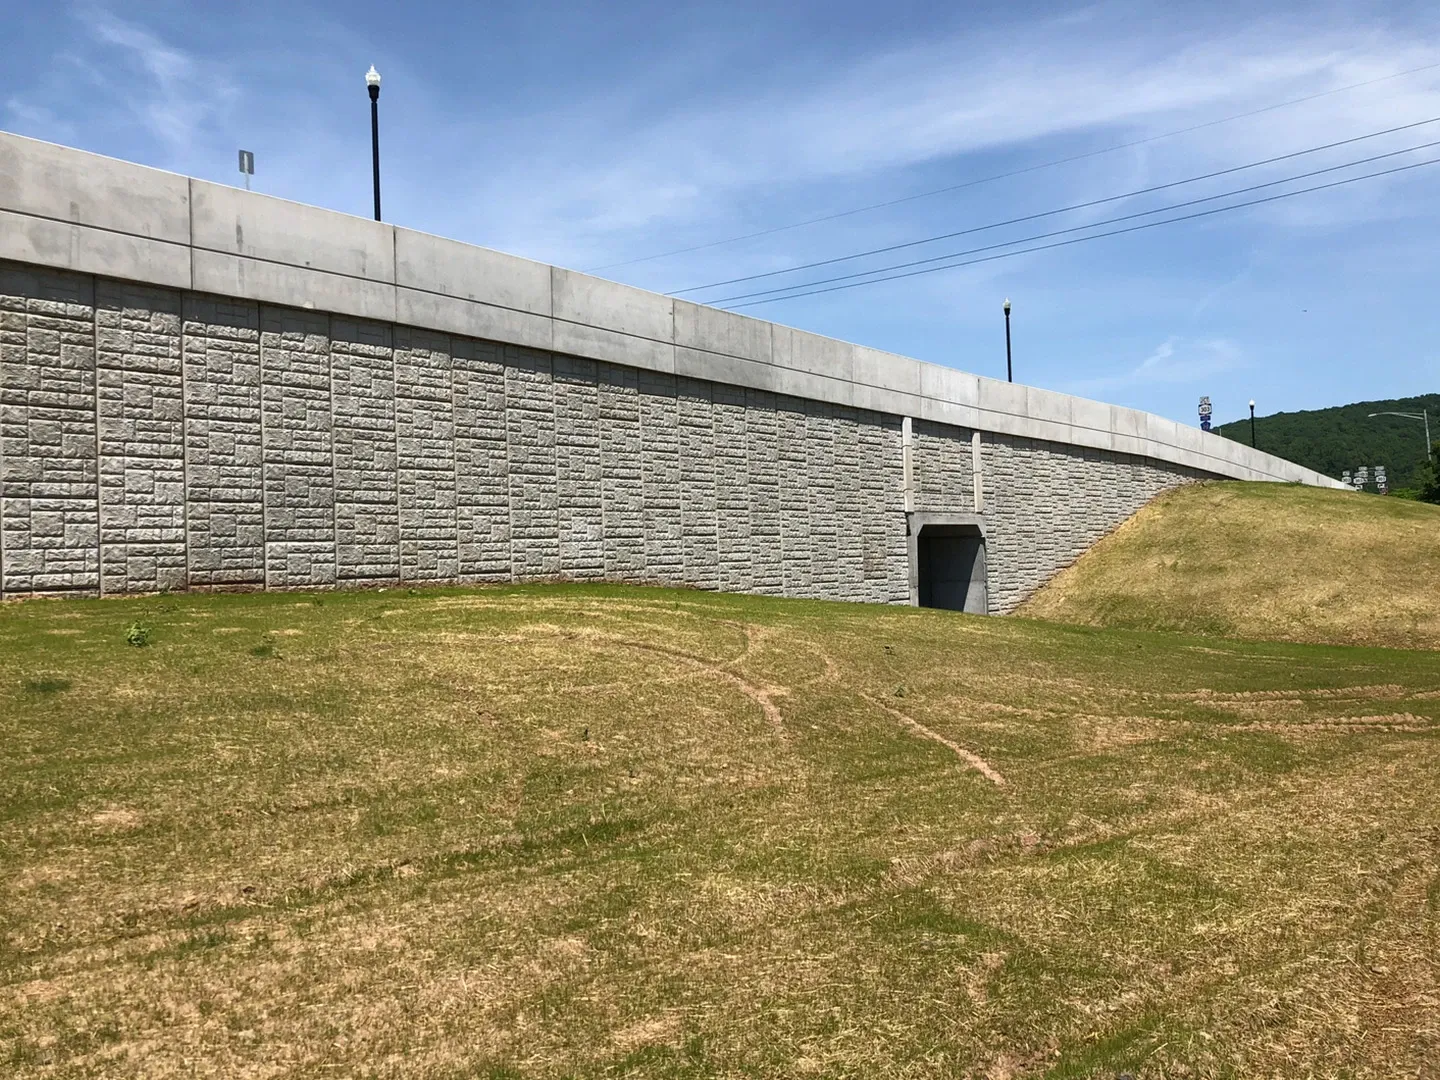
[238,150,254,175]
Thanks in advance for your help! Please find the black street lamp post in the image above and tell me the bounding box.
[1003,298,1013,383]
[1249,399,1257,448]
[366,65,382,222]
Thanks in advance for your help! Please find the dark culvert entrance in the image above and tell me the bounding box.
[916,524,987,614]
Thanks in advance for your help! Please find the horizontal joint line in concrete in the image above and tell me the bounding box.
[12,208,194,251]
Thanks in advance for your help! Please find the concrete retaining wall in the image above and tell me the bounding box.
[0,134,1343,610]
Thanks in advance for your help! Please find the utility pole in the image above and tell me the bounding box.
[1249,399,1257,448]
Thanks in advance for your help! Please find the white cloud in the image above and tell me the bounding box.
[72,4,238,162]
[1139,337,1242,381]
[1064,336,1244,397]
[3,97,77,144]
[459,11,1440,275]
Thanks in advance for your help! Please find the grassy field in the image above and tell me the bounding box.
[3,583,1440,1077]
[1019,481,1440,650]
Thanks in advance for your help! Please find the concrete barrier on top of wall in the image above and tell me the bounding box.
[0,133,1345,608]
[0,132,1342,487]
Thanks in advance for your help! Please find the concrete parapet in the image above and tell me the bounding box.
[0,130,1346,491]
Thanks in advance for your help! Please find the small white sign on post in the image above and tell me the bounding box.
[238,149,254,190]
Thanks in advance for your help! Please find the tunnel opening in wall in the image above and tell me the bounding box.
[908,515,988,614]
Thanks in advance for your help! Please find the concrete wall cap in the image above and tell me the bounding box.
[0,131,1350,492]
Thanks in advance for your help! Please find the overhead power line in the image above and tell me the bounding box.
[705,138,1440,305]
[718,154,1440,310]
[672,116,1440,297]
[583,58,1440,274]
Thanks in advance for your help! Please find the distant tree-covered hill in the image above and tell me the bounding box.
[1213,393,1440,490]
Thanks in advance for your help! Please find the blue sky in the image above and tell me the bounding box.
[6,0,1439,428]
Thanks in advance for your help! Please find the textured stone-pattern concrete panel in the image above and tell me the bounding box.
[978,434,1202,612]
[677,377,718,591]
[805,401,840,598]
[453,338,509,581]
[860,413,907,603]
[554,354,604,580]
[183,294,263,587]
[0,264,98,594]
[712,383,751,594]
[746,389,784,596]
[505,347,559,579]
[261,307,335,588]
[96,279,184,594]
[640,370,683,585]
[0,260,1214,610]
[600,363,645,579]
[396,328,459,582]
[913,420,973,515]
[332,317,399,581]
[777,397,812,598]
[832,406,867,600]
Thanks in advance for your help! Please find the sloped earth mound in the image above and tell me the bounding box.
[1019,480,1440,649]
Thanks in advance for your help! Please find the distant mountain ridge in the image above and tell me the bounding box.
[1213,393,1440,490]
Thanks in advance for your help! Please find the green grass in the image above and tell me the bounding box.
[2,582,1439,1077]
[1020,480,1440,649]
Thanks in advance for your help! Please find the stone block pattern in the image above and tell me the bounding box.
[332,318,399,581]
[712,384,751,594]
[0,265,99,592]
[913,420,974,514]
[453,339,509,581]
[677,378,718,591]
[96,280,185,594]
[554,354,603,579]
[396,328,459,582]
[977,433,1207,613]
[860,414,909,603]
[805,401,840,598]
[746,389,783,596]
[832,405,868,597]
[777,399,811,598]
[183,294,263,587]
[262,308,335,588]
[0,259,1210,606]
[640,371,684,585]
[505,348,559,579]
[600,365,645,579]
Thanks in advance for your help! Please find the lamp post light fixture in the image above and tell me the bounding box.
[1002,298,1013,383]
[1249,399,1257,448]
[366,65,382,222]
[1367,409,1432,460]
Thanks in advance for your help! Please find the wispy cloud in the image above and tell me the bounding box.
[79,4,239,159]
[3,97,76,144]
[1065,336,1244,397]
[457,12,1440,275]
[5,4,246,167]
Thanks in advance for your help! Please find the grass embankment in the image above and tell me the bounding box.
[3,584,1440,1077]
[1020,481,1440,649]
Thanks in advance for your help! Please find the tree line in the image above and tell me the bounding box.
[1213,393,1440,501]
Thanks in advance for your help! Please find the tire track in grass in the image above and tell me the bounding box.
[858,692,1006,786]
